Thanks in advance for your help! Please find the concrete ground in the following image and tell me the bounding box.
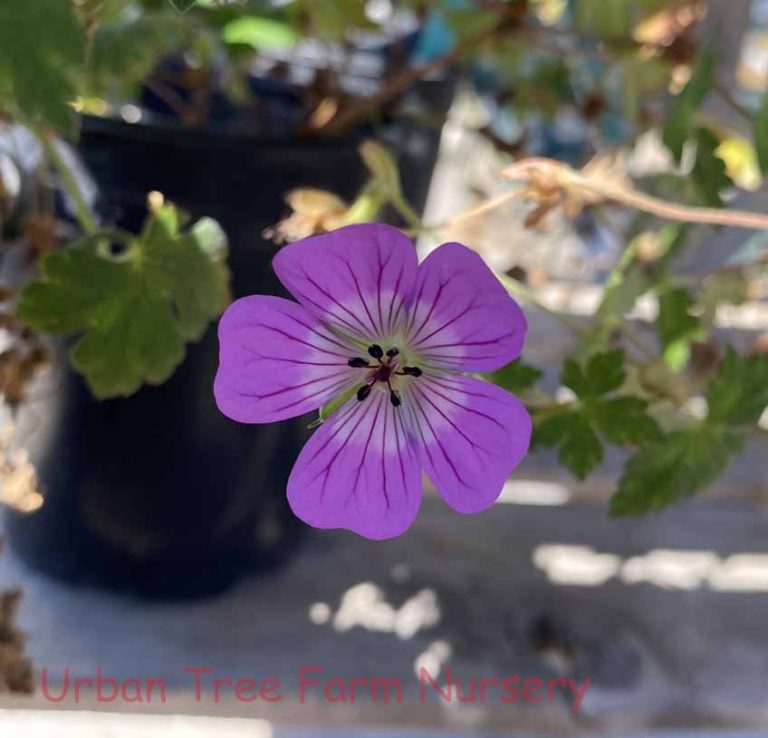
[2,496,768,735]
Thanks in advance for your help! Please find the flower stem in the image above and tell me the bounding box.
[36,129,98,236]
[428,189,521,234]
[391,194,426,232]
[591,183,768,231]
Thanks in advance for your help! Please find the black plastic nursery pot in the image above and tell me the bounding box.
[4,87,450,598]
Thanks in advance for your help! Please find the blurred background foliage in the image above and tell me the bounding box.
[1,0,768,518]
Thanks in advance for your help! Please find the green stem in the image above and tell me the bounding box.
[391,194,428,233]
[36,129,98,236]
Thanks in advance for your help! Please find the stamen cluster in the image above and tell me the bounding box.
[347,344,422,407]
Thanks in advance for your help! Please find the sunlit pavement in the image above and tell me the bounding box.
[2,497,768,733]
[0,711,767,738]
[0,709,767,738]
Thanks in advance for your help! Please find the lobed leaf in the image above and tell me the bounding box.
[535,408,604,480]
[487,359,543,394]
[610,425,743,515]
[18,206,230,398]
[706,347,768,427]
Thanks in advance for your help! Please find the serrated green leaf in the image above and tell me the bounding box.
[542,348,662,481]
[586,349,626,395]
[706,347,768,426]
[18,207,230,398]
[592,395,662,445]
[0,0,85,135]
[560,359,587,396]
[562,349,626,398]
[487,359,542,393]
[610,425,743,515]
[691,128,730,208]
[755,89,768,177]
[535,408,604,480]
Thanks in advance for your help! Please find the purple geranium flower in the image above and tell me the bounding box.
[214,223,531,540]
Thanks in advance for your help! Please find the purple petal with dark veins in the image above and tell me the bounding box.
[287,388,422,540]
[405,373,531,513]
[272,223,418,341]
[214,295,358,423]
[405,242,526,372]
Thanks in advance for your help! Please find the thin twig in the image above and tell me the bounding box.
[429,189,521,234]
[502,157,768,231]
[607,186,768,230]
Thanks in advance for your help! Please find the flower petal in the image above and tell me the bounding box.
[214,295,358,423]
[273,223,418,341]
[287,388,422,539]
[405,373,531,513]
[405,242,526,372]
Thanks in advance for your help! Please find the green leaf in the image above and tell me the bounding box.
[488,359,542,393]
[706,348,768,426]
[18,206,230,398]
[691,128,730,208]
[541,348,662,480]
[592,396,662,445]
[755,89,768,177]
[222,16,298,51]
[662,48,715,164]
[0,0,85,135]
[656,286,700,371]
[562,349,626,398]
[610,425,744,515]
[535,408,604,480]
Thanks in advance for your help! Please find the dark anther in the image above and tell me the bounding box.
[368,344,384,360]
[389,390,402,407]
[401,366,423,377]
[348,357,370,368]
[357,384,372,402]
[386,347,400,358]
